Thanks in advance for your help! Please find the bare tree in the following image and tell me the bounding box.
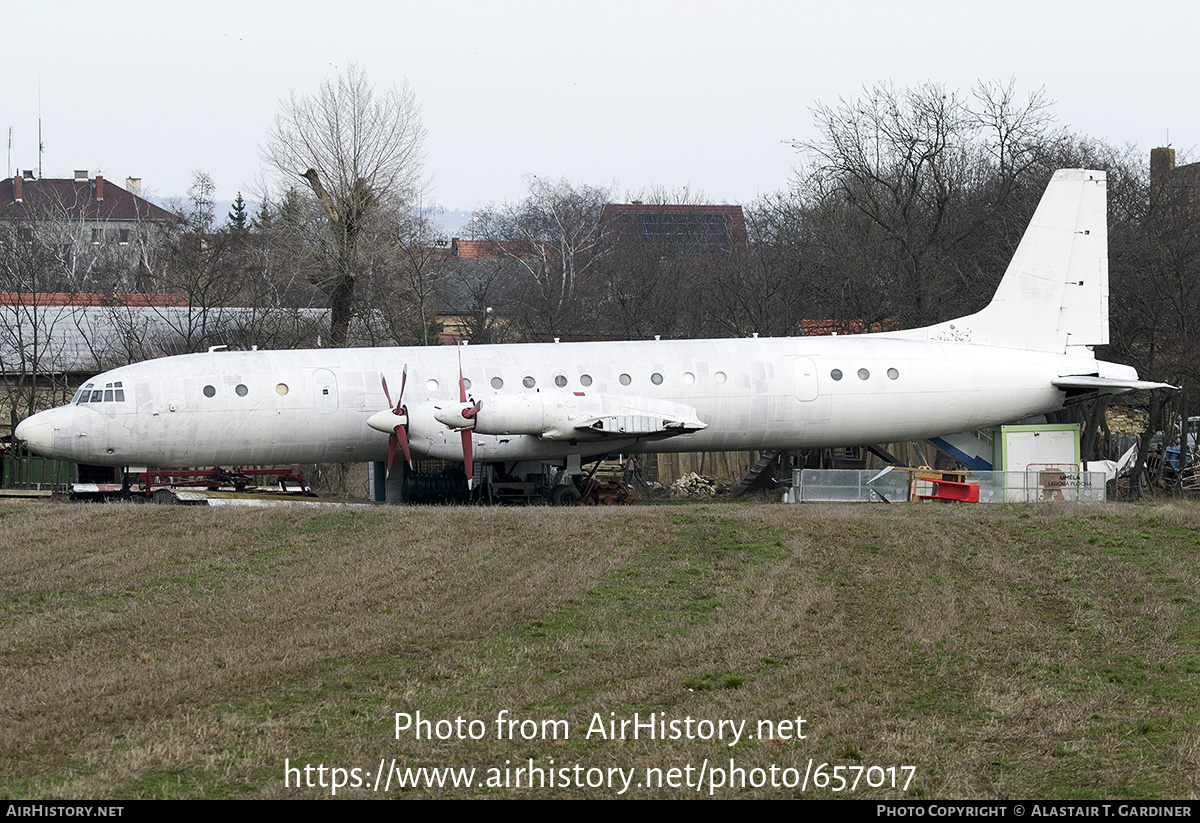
[349,210,448,347]
[264,63,427,345]
[472,177,611,339]
[0,228,72,430]
[792,80,1062,325]
[1103,148,1200,491]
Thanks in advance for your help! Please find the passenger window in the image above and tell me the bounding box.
[523,376,536,388]
[554,375,567,388]
[491,377,503,389]
[651,373,663,385]
[236,384,248,396]
[203,385,216,397]
[580,374,592,387]
[619,374,631,386]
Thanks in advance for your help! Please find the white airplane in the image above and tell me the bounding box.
[13,170,1168,493]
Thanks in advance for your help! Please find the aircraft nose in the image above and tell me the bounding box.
[14,411,57,455]
[14,407,84,460]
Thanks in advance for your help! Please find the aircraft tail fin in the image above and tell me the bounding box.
[891,169,1109,353]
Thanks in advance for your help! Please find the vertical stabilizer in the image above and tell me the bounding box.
[891,169,1108,352]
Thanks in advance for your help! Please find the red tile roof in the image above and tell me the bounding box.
[0,175,173,223]
[449,238,543,259]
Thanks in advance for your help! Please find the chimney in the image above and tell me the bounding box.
[13,173,22,203]
[1150,147,1176,207]
[125,177,142,197]
[95,174,104,201]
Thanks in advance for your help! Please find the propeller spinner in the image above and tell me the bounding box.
[366,367,411,476]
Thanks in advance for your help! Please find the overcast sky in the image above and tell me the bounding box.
[6,0,1196,221]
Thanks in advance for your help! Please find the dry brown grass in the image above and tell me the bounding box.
[1,499,1197,798]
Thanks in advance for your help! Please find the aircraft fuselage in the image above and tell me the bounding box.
[18,172,1162,474]
[17,334,1101,469]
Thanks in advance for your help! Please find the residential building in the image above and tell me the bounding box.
[0,170,174,293]
[600,203,748,254]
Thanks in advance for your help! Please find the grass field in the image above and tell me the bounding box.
[1,498,1198,799]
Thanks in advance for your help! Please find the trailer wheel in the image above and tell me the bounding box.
[551,484,581,506]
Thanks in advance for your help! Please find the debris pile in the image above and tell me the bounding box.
[1106,406,1148,436]
[670,472,725,498]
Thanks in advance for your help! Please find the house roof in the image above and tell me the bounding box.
[0,293,189,308]
[0,175,174,223]
[447,238,543,259]
[0,303,328,376]
[601,203,748,251]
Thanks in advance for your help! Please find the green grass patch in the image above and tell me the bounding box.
[2,500,1199,798]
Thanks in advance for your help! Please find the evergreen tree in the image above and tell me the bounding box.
[251,198,272,232]
[228,192,249,234]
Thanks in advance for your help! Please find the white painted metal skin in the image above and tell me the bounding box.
[14,171,1166,471]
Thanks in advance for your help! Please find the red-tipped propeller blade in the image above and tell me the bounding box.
[457,347,474,486]
[381,367,411,476]
[458,350,468,403]
[393,426,411,471]
[461,429,473,486]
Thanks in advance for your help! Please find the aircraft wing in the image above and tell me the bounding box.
[574,413,706,439]
[446,392,708,442]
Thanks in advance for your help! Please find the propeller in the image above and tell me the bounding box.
[369,351,482,487]
[457,348,479,486]
[379,367,411,476]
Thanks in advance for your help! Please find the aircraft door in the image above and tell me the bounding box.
[793,357,819,402]
[313,369,339,415]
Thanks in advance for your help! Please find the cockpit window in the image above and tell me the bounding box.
[75,380,128,404]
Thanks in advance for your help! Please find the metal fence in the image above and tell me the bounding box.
[788,468,1106,504]
[1,445,72,493]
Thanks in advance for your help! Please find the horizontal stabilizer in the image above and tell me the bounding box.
[1052,376,1177,392]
